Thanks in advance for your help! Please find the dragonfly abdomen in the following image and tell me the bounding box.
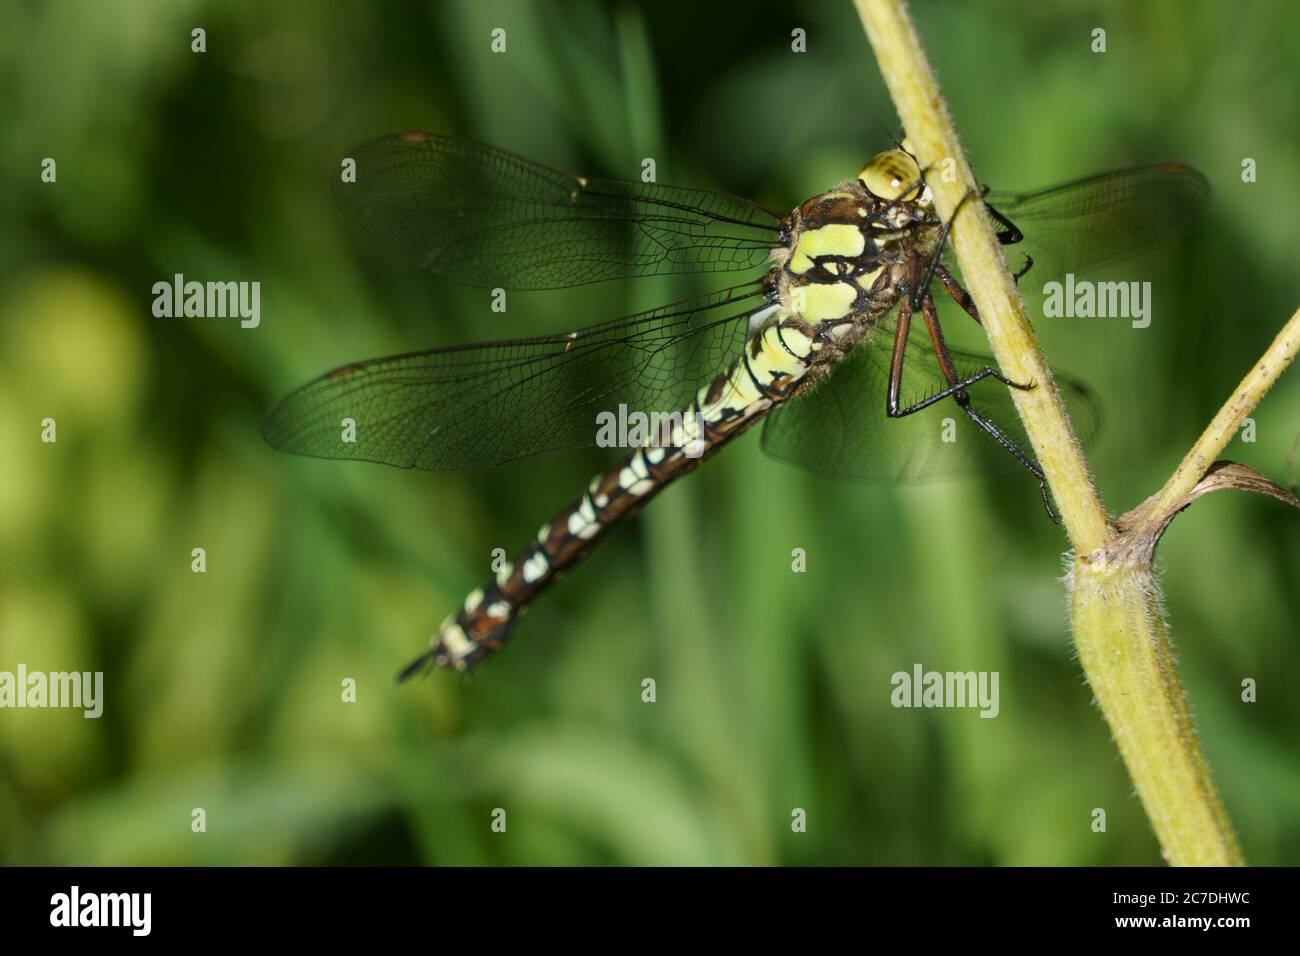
[407,316,820,673]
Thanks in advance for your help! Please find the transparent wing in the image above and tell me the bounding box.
[262,285,768,471]
[985,162,1209,279]
[760,313,1100,482]
[333,132,783,290]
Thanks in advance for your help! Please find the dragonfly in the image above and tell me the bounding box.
[261,132,1208,674]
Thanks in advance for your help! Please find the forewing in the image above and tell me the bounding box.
[333,132,783,289]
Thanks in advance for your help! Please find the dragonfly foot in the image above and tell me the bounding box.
[1039,481,1060,524]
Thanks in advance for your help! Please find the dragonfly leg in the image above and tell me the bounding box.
[886,358,1034,417]
[932,263,1036,390]
[981,190,1024,245]
[913,291,1057,521]
[885,289,916,411]
[934,263,981,326]
[934,257,1037,317]
[913,188,978,310]
[979,193,1035,281]
[957,399,1057,520]
[884,299,1035,420]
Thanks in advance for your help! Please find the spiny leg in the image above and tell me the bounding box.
[913,188,978,311]
[886,184,1053,515]
[932,264,1038,395]
[915,292,1057,521]
[914,290,1031,412]
[885,288,915,412]
[885,297,1035,419]
[980,187,1023,244]
[959,403,1056,520]
[914,186,1031,318]
[886,286,1029,419]
[934,263,981,326]
[978,189,1034,281]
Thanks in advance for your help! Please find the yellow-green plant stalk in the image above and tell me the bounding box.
[854,0,1300,866]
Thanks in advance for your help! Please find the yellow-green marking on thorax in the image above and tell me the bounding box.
[790,281,858,322]
[788,224,867,274]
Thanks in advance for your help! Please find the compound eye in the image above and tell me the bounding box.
[857,149,922,201]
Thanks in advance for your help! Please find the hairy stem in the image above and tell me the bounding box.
[852,0,1256,865]
[1069,556,1243,865]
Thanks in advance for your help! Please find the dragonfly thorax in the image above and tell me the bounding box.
[774,178,941,339]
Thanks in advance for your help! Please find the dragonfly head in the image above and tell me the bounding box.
[857,147,928,204]
[777,143,941,294]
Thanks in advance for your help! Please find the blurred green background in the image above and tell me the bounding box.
[1,0,1297,866]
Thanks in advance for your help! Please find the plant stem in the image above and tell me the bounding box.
[1069,558,1244,864]
[1144,307,1300,522]
[852,0,1110,554]
[852,0,1254,865]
